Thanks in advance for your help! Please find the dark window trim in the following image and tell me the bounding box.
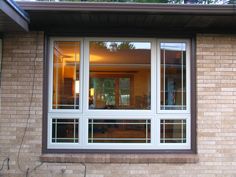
[42,34,197,154]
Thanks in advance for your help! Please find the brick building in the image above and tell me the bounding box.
[1,0,236,176]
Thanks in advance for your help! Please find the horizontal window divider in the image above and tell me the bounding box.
[84,116,154,119]
[156,113,190,117]
[49,110,82,114]
[82,111,155,116]
[88,138,151,140]
[48,113,81,117]
[88,123,150,125]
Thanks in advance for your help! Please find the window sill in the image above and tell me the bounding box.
[40,153,199,164]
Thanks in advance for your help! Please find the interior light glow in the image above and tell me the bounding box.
[75,80,80,94]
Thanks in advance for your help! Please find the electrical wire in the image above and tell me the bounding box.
[14,32,86,177]
[81,163,87,177]
[16,32,43,177]
[0,157,10,172]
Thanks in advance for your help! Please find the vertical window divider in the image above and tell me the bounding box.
[80,38,85,114]
[151,39,157,147]
[156,40,161,114]
[145,120,148,143]
[151,39,157,114]
[153,115,159,147]
[83,38,89,114]
[91,119,94,143]
[80,115,85,147]
[55,119,57,143]
[73,119,76,143]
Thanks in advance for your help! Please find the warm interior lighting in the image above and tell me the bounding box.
[90,88,94,96]
[75,80,80,94]
[90,54,103,62]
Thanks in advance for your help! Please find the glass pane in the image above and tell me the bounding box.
[88,119,151,143]
[89,41,151,110]
[160,119,186,143]
[160,43,186,110]
[52,119,79,143]
[53,41,80,109]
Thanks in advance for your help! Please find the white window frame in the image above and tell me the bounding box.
[47,37,191,150]
[83,38,156,116]
[48,37,84,114]
[157,39,191,114]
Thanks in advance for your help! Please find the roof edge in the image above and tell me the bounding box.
[17,1,236,15]
[5,0,30,22]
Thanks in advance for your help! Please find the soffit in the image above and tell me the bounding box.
[0,0,29,32]
[17,2,236,34]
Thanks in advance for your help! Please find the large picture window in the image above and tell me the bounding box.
[47,38,191,150]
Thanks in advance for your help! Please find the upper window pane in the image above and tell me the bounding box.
[160,43,186,110]
[89,41,151,110]
[53,41,80,109]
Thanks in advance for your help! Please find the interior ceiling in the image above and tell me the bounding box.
[57,45,151,64]
[56,43,183,76]
[56,43,181,65]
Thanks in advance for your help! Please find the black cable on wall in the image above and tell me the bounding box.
[16,32,44,177]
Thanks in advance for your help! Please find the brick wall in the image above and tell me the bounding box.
[0,32,236,177]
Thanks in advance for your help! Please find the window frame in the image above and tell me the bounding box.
[157,39,191,114]
[83,38,156,115]
[48,37,84,114]
[46,37,193,151]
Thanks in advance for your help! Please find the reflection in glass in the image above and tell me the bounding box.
[89,41,151,110]
[52,119,79,143]
[53,41,80,109]
[160,119,186,143]
[160,43,186,110]
[88,119,151,143]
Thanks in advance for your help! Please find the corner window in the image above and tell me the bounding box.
[47,38,191,150]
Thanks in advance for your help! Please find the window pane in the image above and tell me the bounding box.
[89,41,151,110]
[160,43,186,110]
[52,119,79,143]
[53,41,80,109]
[160,119,186,143]
[88,119,151,143]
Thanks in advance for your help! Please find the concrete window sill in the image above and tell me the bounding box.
[40,154,199,164]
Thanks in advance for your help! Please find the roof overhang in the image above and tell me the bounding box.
[0,0,29,32]
[16,2,236,35]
